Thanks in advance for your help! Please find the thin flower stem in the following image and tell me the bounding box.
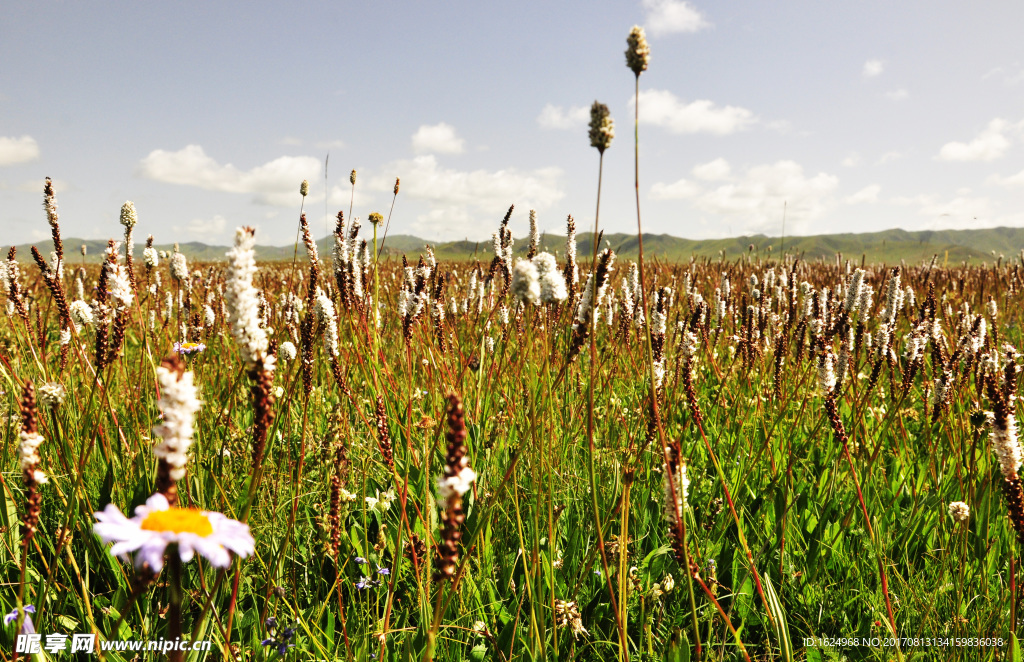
[586,142,628,660]
[167,551,185,662]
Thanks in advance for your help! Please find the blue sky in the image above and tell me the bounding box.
[3,1,1024,247]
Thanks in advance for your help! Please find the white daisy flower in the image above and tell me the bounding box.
[93,493,254,572]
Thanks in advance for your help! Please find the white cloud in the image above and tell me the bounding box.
[893,194,996,229]
[327,183,375,209]
[138,144,321,206]
[841,153,861,167]
[173,214,229,240]
[368,155,563,239]
[411,123,465,154]
[537,104,590,130]
[691,158,731,181]
[651,159,838,233]
[843,184,880,204]
[642,0,711,36]
[988,169,1024,188]
[937,118,1016,162]
[633,89,757,135]
[983,65,1024,86]
[876,151,904,165]
[0,136,40,165]
[885,89,909,101]
[650,178,701,199]
[863,59,884,78]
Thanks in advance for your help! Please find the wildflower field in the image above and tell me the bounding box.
[4,26,1024,662]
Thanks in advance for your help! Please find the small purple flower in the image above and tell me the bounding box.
[355,556,368,564]
[262,618,297,658]
[377,567,390,576]
[356,575,381,590]
[4,604,35,626]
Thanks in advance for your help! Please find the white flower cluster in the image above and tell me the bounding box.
[553,599,588,640]
[18,431,47,484]
[800,281,814,319]
[143,245,159,268]
[565,224,578,285]
[279,340,297,361]
[573,252,615,332]
[948,501,970,522]
[119,201,137,228]
[153,363,201,481]
[302,217,320,265]
[70,300,94,332]
[170,250,189,283]
[533,253,567,303]
[510,259,540,305]
[224,228,270,367]
[682,331,700,359]
[836,327,854,388]
[397,289,428,320]
[43,180,59,228]
[332,215,364,299]
[663,459,690,525]
[106,263,134,309]
[817,351,836,395]
[858,284,874,320]
[528,209,540,255]
[315,288,340,358]
[879,272,902,323]
[989,403,1023,481]
[38,382,67,409]
[932,369,952,408]
[649,573,675,600]
[713,288,726,325]
[629,263,644,328]
[49,250,63,281]
[902,324,927,364]
[437,465,477,509]
[843,269,865,313]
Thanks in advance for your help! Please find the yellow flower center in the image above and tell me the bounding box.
[140,508,214,537]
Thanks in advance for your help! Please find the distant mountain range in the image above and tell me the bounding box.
[11,226,1024,266]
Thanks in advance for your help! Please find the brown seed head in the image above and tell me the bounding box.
[625,25,650,76]
[588,101,614,153]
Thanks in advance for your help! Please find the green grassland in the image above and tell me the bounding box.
[1,231,1022,661]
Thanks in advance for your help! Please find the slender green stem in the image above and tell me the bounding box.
[167,551,185,662]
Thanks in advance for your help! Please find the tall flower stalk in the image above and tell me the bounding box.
[426,393,476,661]
[223,227,276,477]
[626,26,714,660]
[17,382,45,630]
[583,99,628,658]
